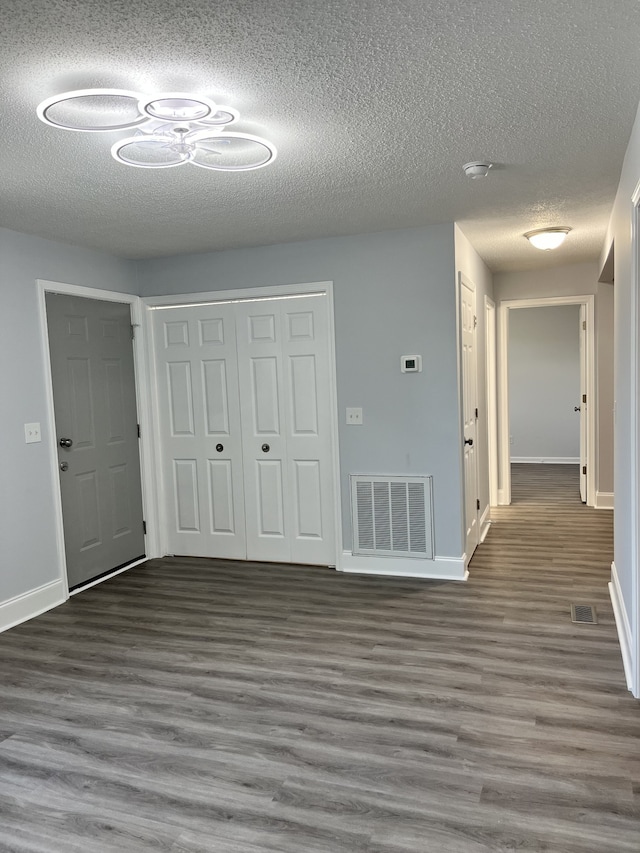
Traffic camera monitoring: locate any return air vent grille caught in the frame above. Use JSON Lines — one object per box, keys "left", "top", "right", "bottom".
{"left": 351, "top": 475, "right": 434, "bottom": 559}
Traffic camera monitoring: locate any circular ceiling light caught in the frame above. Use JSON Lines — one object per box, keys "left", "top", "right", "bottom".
{"left": 139, "top": 92, "right": 216, "bottom": 122}
{"left": 111, "top": 135, "right": 193, "bottom": 168}
{"left": 36, "top": 88, "right": 146, "bottom": 131}
{"left": 189, "top": 131, "right": 277, "bottom": 171}
{"left": 524, "top": 227, "right": 571, "bottom": 250}
{"left": 463, "top": 161, "right": 492, "bottom": 179}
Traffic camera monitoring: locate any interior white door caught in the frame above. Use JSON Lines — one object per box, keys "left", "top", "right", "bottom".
{"left": 579, "top": 304, "right": 587, "bottom": 503}
{"left": 460, "top": 277, "right": 479, "bottom": 559}
{"left": 154, "top": 305, "right": 246, "bottom": 558}
{"left": 235, "top": 295, "right": 335, "bottom": 565}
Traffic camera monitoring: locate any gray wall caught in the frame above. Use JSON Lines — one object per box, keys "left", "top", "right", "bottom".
{"left": 601, "top": 98, "right": 640, "bottom": 638}
{"left": 494, "top": 262, "right": 614, "bottom": 499}
{"left": 137, "top": 224, "right": 465, "bottom": 559}
{"left": 454, "top": 225, "right": 494, "bottom": 522}
{"left": 508, "top": 306, "right": 580, "bottom": 460}
{"left": 0, "top": 227, "right": 137, "bottom": 602}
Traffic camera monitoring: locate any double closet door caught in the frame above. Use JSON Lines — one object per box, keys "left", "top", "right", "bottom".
{"left": 154, "top": 294, "right": 335, "bottom": 565}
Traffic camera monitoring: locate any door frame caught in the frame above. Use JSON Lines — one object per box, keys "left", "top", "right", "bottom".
{"left": 497, "top": 294, "right": 596, "bottom": 506}
{"left": 37, "top": 280, "right": 160, "bottom": 599}
{"left": 142, "top": 280, "right": 343, "bottom": 567}
{"left": 485, "top": 296, "right": 498, "bottom": 506}
{"left": 457, "top": 272, "right": 480, "bottom": 563}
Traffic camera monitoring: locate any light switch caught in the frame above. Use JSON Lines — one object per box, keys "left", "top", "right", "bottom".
{"left": 25, "top": 422, "right": 42, "bottom": 443}
{"left": 346, "top": 407, "right": 363, "bottom": 425}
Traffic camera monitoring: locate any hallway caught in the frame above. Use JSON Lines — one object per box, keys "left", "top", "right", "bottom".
{"left": 0, "top": 465, "right": 637, "bottom": 852}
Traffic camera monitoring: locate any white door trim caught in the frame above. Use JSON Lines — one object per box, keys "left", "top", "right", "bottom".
{"left": 497, "top": 295, "right": 596, "bottom": 507}
{"left": 142, "top": 281, "right": 343, "bottom": 569}
{"left": 458, "top": 271, "right": 480, "bottom": 562}
{"left": 626, "top": 180, "right": 640, "bottom": 697}
{"left": 485, "top": 296, "right": 498, "bottom": 507}
{"left": 36, "top": 280, "right": 160, "bottom": 600}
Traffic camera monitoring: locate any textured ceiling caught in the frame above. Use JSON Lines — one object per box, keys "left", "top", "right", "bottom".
{"left": 1, "top": 0, "right": 640, "bottom": 271}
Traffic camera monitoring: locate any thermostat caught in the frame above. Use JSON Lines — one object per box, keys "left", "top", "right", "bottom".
{"left": 401, "top": 354, "right": 422, "bottom": 373}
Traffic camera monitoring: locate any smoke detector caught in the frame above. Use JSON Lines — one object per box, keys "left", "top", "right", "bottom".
{"left": 463, "top": 161, "right": 492, "bottom": 179}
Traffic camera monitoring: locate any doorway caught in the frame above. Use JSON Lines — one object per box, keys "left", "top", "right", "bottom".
{"left": 497, "top": 295, "right": 595, "bottom": 506}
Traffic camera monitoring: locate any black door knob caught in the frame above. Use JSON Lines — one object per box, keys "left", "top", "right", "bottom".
{"left": 464, "top": 438, "right": 473, "bottom": 446}
{"left": 59, "top": 438, "right": 73, "bottom": 448}
{"left": 216, "top": 443, "right": 224, "bottom": 452}
{"left": 262, "top": 443, "right": 270, "bottom": 453}
{"left": 574, "top": 406, "right": 581, "bottom": 412}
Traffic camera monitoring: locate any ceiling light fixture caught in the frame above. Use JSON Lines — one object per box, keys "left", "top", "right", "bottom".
{"left": 524, "top": 227, "right": 571, "bottom": 250}
{"left": 463, "top": 161, "right": 492, "bottom": 179}
{"left": 36, "top": 88, "right": 276, "bottom": 171}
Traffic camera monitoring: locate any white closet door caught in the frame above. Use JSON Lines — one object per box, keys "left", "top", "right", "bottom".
{"left": 281, "top": 296, "right": 335, "bottom": 565}
{"left": 235, "top": 301, "right": 290, "bottom": 562}
{"left": 155, "top": 305, "right": 246, "bottom": 558}
{"left": 236, "top": 295, "right": 335, "bottom": 565}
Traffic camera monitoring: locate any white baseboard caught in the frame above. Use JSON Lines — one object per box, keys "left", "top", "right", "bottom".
{"left": 480, "top": 505, "right": 491, "bottom": 543}
{"left": 0, "top": 579, "right": 66, "bottom": 634}
{"left": 511, "top": 456, "right": 580, "bottom": 464}
{"left": 609, "top": 562, "right": 633, "bottom": 693}
{"left": 339, "top": 551, "right": 467, "bottom": 581}
{"left": 595, "top": 491, "right": 614, "bottom": 510}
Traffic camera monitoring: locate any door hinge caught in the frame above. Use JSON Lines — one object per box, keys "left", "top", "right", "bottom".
{"left": 143, "top": 520, "right": 147, "bottom": 535}
{"left": 131, "top": 325, "right": 135, "bottom": 339}
{"left": 582, "top": 320, "right": 587, "bottom": 330}
{"left": 475, "top": 407, "right": 478, "bottom": 419}
{"left": 137, "top": 423, "right": 141, "bottom": 438}
{"left": 473, "top": 315, "right": 477, "bottom": 328}
{"left": 476, "top": 498, "right": 480, "bottom": 510}
{"left": 582, "top": 393, "right": 587, "bottom": 404}
{"left": 582, "top": 466, "right": 587, "bottom": 476}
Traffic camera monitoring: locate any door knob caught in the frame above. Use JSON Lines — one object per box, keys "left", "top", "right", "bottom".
{"left": 59, "top": 438, "right": 73, "bottom": 448}
{"left": 464, "top": 438, "right": 473, "bottom": 446}
{"left": 216, "top": 443, "right": 224, "bottom": 452}
{"left": 59, "top": 461, "right": 69, "bottom": 472}
{"left": 262, "top": 443, "right": 270, "bottom": 453}
{"left": 574, "top": 406, "right": 581, "bottom": 412}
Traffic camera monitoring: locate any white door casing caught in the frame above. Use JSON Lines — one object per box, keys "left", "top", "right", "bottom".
{"left": 579, "top": 304, "right": 588, "bottom": 503}
{"left": 460, "top": 274, "right": 480, "bottom": 561}
{"left": 154, "top": 304, "right": 246, "bottom": 559}
{"left": 497, "top": 296, "right": 596, "bottom": 506}
{"left": 153, "top": 290, "right": 336, "bottom": 566}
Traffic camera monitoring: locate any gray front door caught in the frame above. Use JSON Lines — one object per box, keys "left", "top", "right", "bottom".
{"left": 46, "top": 293, "right": 145, "bottom": 589}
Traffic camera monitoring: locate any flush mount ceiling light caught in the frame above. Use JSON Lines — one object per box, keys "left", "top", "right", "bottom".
{"left": 524, "top": 227, "right": 571, "bottom": 250}
{"left": 36, "top": 88, "right": 275, "bottom": 171}
{"left": 463, "top": 161, "right": 492, "bottom": 179}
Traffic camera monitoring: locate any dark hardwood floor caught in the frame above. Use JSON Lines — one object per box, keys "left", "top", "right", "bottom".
{"left": 0, "top": 465, "right": 637, "bottom": 852}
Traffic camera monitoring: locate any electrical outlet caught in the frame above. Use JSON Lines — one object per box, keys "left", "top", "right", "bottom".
{"left": 25, "top": 422, "right": 42, "bottom": 444}
{"left": 346, "top": 407, "right": 363, "bottom": 425}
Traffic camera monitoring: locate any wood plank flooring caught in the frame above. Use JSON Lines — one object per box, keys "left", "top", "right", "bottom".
{"left": 1, "top": 464, "right": 637, "bottom": 852}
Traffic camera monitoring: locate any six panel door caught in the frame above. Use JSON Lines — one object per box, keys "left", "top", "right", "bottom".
{"left": 46, "top": 293, "right": 145, "bottom": 588}
{"left": 154, "top": 304, "right": 246, "bottom": 558}
{"left": 155, "top": 294, "right": 335, "bottom": 566}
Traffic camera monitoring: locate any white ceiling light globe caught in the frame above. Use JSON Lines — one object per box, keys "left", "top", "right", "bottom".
{"left": 524, "top": 228, "right": 571, "bottom": 250}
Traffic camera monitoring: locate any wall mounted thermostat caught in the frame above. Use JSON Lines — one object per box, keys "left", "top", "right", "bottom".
{"left": 401, "top": 355, "right": 422, "bottom": 373}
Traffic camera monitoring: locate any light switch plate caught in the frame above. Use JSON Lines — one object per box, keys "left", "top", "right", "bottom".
{"left": 346, "top": 407, "right": 363, "bottom": 425}
{"left": 25, "top": 422, "right": 42, "bottom": 443}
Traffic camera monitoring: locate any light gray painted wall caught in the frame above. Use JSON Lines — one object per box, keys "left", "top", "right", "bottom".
{"left": 508, "top": 306, "right": 580, "bottom": 460}
{"left": 454, "top": 225, "right": 494, "bottom": 522}
{"left": 596, "top": 283, "right": 615, "bottom": 494}
{"left": 0, "top": 227, "right": 138, "bottom": 603}
{"left": 137, "top": 225, "right": 465, "bottom": 559}
{"left": 493, "top": 262, "right": 614, "bottom": 498}
{"left": 601, "top": 98, "right": 640, "bottom": 635}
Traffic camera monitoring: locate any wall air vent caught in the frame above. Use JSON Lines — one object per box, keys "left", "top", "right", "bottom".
{"left": 350, "top": 475, "right": 434, "bottom": 559}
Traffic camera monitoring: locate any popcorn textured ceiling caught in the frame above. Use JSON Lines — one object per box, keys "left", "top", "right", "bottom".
{"left": 1, "top": 0, "right": 640, "bottom": 271}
